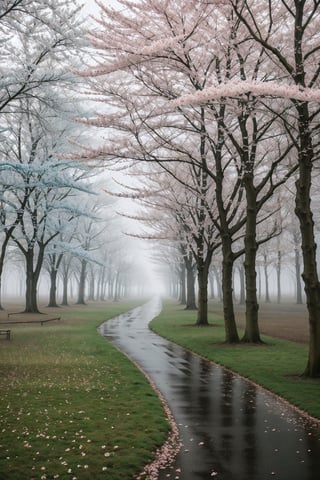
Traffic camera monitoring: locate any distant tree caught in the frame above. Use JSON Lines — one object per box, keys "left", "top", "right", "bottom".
{"left": 0, "top": 98, "right": 93, "bottom": 312}
{"left": 181, "top": 247, "right": 197, "bottom": 310}
{"left": 118, "top": 164, "right": 220, "bottom": 324}
{"left": 46, "top": 251, "right": 64, "bottom": 308}
{"left": 73, "top": 200, "right": 108, "bottom": 305}
{"left": 60, "top": 253, "right": 76, "bottom": 306}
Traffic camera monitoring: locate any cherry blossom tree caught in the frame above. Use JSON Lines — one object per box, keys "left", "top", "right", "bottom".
{"left": 166, "top": 1, "right": 320, "bottom": 370}
{"left": 168, "top": 3, "right": 300, "bottom": 342}
{"left": 74, "top": 1, "right": 320, "bottom": 357}
{"left": 75, "top": 0, "right": 248, "bottom": 338}
{"left": 81, "top": 1, "right": 297, "bottom": 344}
{"left": 225, "top": 0, "right": 320, "bottom": 375}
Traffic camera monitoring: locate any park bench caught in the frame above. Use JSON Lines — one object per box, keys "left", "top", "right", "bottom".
{"left": 0, "top": 318, "right": 61, "bottom": 341}
{"left": 0, "top": 329, "right": 11, "bottom": 340}
{"left": 0, "top": 317, "right": 61, "bottom": 327}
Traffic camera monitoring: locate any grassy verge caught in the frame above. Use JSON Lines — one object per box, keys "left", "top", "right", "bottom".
{"left": 150, "top": 300, "right": 320, "bottom": 421}
{"left": 0, "top": 300, "right": 170, "bottom": 480}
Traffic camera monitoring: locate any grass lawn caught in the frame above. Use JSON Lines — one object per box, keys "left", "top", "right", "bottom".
{"left": 0, "top": 300, "right": 170, "bottom": 480}
{"left": 150, "top": 300, "right": 320, "bottom": 421}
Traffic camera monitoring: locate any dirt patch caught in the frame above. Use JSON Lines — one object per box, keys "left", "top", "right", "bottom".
{"left": 209, "top": 300, "right": 309, "bottom": 343}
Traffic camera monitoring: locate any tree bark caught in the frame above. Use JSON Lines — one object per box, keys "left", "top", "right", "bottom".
{"left": 113, "top": 270, "right": 120, "bottom": 302}
{"left": 221, "top": 241, "right": 240, "bottom": 342}
{"left": 76, "top": 259, "right": 87, "bottom": 305}
{"left": 294, "top": 242, "right": 303, "bottom": 304}
{"left": 295, "top": 103, "right": 320, "bottom": 377}
{"left": 263, "top": 253, "right": 271, "bottom": 303}
{"left": 0, "top": 222, "right": 20, "bottom": 310}
{"left": 277, "top": 250, "right": 281, "bottom": 304}
{"left": 98, "top": 266, "right": 106, "bottom": 301}
{"left": 238, "top": 265, "right": 245, "bottom": 305}
{"left": 213, "top": 266, "right": 222, "bottom": 300}
{"left": 242, "top": 175, "right": 262, "bottom": 343}
{"left": 0, "top": 235, "right": 11, "bottom": 310}
{"left": 88, "top": 270, "right": 95, "bottom": 301}
{"left": 209, "top": 270, "right": 215, "bottom": 299}
{"left": 258, "top": 266, "right": 261, "bottom": 300}
{"left": 196, "top": 260, "right": 209, "bottom": 325}
{"left": 24, "top": 250, "right": 41, "bottom": 313}
{"left": 61, "top": 271, "right": 69, "bottom": 306}
{"left": 185, "top": 255, "right": 197, "bottom": 310}
{"left": 47, "top": 267, "right": 59, "bottom": 307}
{"left": 179, "top": 262, "right": 186, "bottom": 305}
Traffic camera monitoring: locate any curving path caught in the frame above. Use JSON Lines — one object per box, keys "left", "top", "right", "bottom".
{"left": 98, "top": 298, "right": 320, "bottom": 480}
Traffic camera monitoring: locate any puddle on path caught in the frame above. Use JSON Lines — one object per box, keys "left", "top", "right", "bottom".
{"left": 98, "top": 298, "right": 320, "bottom": 480}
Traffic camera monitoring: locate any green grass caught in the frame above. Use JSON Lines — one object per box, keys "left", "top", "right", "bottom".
{"left": 0, "top": 300, "right": 170, "bottom": 480}
{"left": 150, "top": 300, "right": 320, "bottom": 421}
{"left": 2, "top": 297, "right": 319, "bottom": 479}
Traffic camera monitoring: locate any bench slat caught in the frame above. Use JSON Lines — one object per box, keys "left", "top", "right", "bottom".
{"left": 0, "top": 329, "right": 11, "bottom": 340}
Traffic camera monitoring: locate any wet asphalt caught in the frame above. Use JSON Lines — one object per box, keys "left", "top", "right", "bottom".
{"left": 98, "top": 298, "right": 320, "bottom": 480}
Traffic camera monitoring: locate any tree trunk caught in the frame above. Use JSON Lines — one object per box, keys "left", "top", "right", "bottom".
{"left": 98, "top": 267, "right": 106, "bottom": 301}
{"left": 179, "top": 262, "right": 186, "bottom": 305}
{"left": 295, "top": 103, "right": 320, "bottom": 377}
{"left": 295, "top": 245, "right": 303, "bottom": 304}
{"left": 258, "top": 266, "right": 261, "bottom": 300}
{"left": 209, "top": 271, "right": 215, "bottom": 299}
{"left": 213, "top": 266, "right": 222, "bottom": 300}
{"left": 0, "top": 276, "right": 3, "bottom": 311}
{"left": 113, "top": 271, "right": 120, "bottom": 302}
{"left": 277, "top": 250, "right": 281, "bottom": 304}
{"left": 88, "top": 271, "right": 95, "bottom": 301}
{"left": 238, "top": 265, "right": 245, "bottom": 305}
{"left": 263, "top": 254, "right": 271, "bottom": 303}
{"left": 185, "top": 256, "right": 197, "bottom": 310}
{"left": 108, "top": 272, "right": 114, "bottom": 299}
{"left": 76, "top": 259, "right": 87, "bottom": 305}
{"left": 24, "top": 250, "right": 41, "bottom": 313}
{"left": 0, "top": 220, "right": 20, "bottom": 310}
{"left": 196, "top": 261, "right": 209, "bottom": 325}
{"left": 47, "top": 267, "right": 59, "bottom": 307}
{"left": 61, "top": 271, "right": 69, "bottom": 306}
{"left": 0, "top": 235, "right": 11, "bottom": 310}
{"left": 242, "top": 178, "right": 262, "bottom": 343}
{"left": 221, "top": 242, "right": 239, "bottom": 343}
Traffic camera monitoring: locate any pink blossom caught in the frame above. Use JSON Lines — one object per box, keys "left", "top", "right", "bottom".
{"left": 171, "top": 80, "right": 320, "bottom": 107}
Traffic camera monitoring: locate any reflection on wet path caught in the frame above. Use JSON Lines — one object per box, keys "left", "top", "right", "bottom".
{"left": 98, "top": 298, "right": 320, "bottom": 480}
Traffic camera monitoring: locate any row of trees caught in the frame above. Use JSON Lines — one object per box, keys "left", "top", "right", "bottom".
{"left": 0, "top": 1, "right": 148, "bottom": 312}
{"left": 77, "top": 0, "right": 320, "bottom": 377}
{"left": 165, "top": 220, "right": 306, "bottom": 307}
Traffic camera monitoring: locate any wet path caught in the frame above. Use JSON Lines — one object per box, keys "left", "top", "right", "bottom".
{"left": 98, "top": 298, "right": 320, "bottom": 480}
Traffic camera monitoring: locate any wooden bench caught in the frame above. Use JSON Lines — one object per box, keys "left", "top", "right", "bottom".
{"left": 0, "top": 329, "right": 11, "bottom": 340}
{"left": 1, "top": 317, "right": 61, "bottom": 326}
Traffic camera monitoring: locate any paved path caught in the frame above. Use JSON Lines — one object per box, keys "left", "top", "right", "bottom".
{"left": 98, "top": 298, "right": 320, "bottom": 480}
